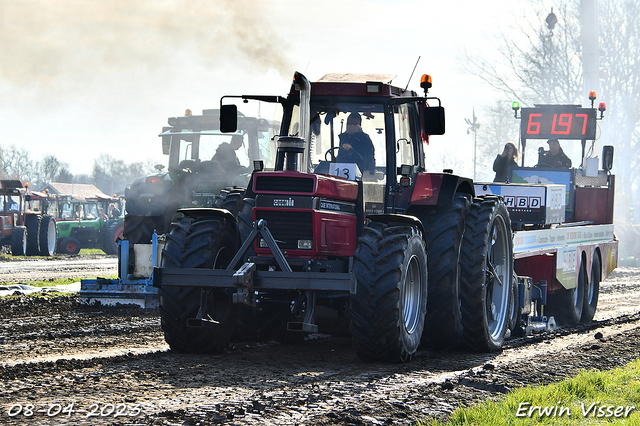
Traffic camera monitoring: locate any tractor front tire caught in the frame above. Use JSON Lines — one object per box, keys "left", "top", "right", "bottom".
{"left": 11, "top": 226, "right": 27, "bottom": 256}
{"left": 349, "top": 222, "right": 427, "bottom": 362}
{"left": 159, "top": 216, "right": 238, "bottom": 353}
{"left": 38, "top": 215, "right": 57, "bottom": 256}
{"left": 25, "top": 214, "right": 41, "bottom": 256}
{"left": 58, "top": 237, "right": 81, "bottom": 255}
{"left": 460, "top": 196, "right": 513, "bottom": 352}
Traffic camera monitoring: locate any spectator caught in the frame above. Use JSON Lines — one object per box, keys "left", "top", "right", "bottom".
{"left": 493, "top": 142, "right": 519, "bottom": 182}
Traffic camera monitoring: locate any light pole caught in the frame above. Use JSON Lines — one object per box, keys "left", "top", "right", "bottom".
{"left": 465, "top": 109, "right": 480, "bottom": 180}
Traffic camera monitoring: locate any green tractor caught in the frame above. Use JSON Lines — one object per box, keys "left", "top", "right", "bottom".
{"left": 123, "top": 108, "right": 280, "bottom": 247}
{"left": 55, "top": 195, "right": 124, "bottom": 255}
{"left": 79, "top": 109, "right": 279, "bottom": 307}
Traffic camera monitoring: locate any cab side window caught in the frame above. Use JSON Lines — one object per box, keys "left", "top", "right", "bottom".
{"left": 394, "top": 104, "right": 415, "bottom": 180}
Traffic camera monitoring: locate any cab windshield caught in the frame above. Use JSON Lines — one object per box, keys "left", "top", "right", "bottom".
{"left": 165, "top": 126, "right": 279, "bottom": 171}
{"left": 288, "top": 102, "right": 386, "bottom": 180}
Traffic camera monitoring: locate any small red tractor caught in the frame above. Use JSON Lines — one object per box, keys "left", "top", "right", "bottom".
{"left": 0, "top": 180, "right": 57, "bottom": 256}
{"left": 153, "top": 72, "right": 617, "bottom": 362}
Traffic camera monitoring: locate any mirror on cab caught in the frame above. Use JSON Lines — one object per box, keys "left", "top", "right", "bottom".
{"left": 220, "top": 104, "right": 238, "bottom": 133}
{"left": 423, "top": 106, "right": 445, "bottom": 136}
{"left": 161, "top": 126, "right": 171, "bottom": 155}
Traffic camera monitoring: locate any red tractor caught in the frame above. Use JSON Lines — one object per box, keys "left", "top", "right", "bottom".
{"left": 0, "top": 180, "right": 57, "bottom": 256}
{"left": 154, "top": 72, "right": 513, "bottom": 361}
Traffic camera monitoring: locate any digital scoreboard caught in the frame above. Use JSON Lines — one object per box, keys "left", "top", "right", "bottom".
{"left": 520, "top": 105, "right": 597, "bottom": 141}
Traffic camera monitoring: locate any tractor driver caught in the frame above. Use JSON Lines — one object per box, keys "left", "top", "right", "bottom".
{"left": 336, "top": 112, "right": 375, "bottom": 174}
{"left": 212, "top": 134, "right": 251, "bottom": 175}
{"left": 4, "top": 196, "right": 18, "bottom": 212}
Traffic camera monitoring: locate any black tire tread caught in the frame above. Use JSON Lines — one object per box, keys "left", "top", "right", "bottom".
{"left": 581, "top": 254, "right": 601, "bottom": 323}
{"left": 25, "top": 214, "right": 41, "bottom": 256}
{"left": 349, "top": 222, "right": 426, "bottom": 362}
{"left": 103, "top": 222, "right": 123, "bottom": 255}
{"left": 547, "top": 257, "right": 586, "bottom": 326}
{"left": 422, "top": 195, "right": 469, "bottom": 349}
{"left": 159, "top": 216, "right": 238, "bottom": 353}
{"left": 459, "top": 196, "right": 512, "bottom": 352}
{"left": 11, "top": 226, "right": 27, "bottom": 256}
{"left": 58, "top": 236, "right": 81, "bottom": 255}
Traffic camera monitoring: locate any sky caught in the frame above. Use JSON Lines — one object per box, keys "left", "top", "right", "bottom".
{"left": 0, "top": 0, "right": 533, "bottom": 178}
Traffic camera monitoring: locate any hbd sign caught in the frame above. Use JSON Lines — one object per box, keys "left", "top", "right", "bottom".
{"left": 503, "top": 196, "right": 542, "bottom": 209}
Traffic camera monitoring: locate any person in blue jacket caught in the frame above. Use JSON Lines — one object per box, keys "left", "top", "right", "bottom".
{"left": 336, "top": 112, "right": 375, "bottom": 174}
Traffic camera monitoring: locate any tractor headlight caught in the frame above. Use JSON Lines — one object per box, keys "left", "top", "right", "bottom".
{"left": 297, "top": 239, "right": 313, "bottom": 250}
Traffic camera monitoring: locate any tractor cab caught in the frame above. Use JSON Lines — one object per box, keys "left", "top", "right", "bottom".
{"left": 159, "top": 109, "right": 280, "bottom": 188}
{"left": 221, "top": 73, "right": 446, "bottom": 222}
{"left": 0, "top": 180, "right": 25, "bottom": 235}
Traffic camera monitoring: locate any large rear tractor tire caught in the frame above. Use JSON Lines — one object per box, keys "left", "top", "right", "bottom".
{"left": 460, "top": 196, "right": 513, "bottom": 352}
{"left": 581, "top": 255, "right": 601, "bottom": 323}
{"left": 38, "top": 215, "right": 57, "bottom": 256}
{"left": 159, "top": 216, "right": 239, "bottom": 353}
{"left": 349, "top": 222, "right": 427, "bottom": 362}
{"left": 58, "top": 237, "right": 81, "bottom": 255}
{"left": 547, "top": 256, "right": 586, "bottom": 326}
{"left": 25, "top": 214, "right": 41, "bottom": 256}
{"left": 421, "top": 194, "right": 469, "bottom": 349}
{"left": 11, "top": 226, "right": 27, "bottom": 256}
{"left": 103, "top": 222, "right": 124, "bottom": 255}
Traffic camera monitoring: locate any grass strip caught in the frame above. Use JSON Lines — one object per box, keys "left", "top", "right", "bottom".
{"left": 422, "top": 359, "right": 640, "bottom": 425}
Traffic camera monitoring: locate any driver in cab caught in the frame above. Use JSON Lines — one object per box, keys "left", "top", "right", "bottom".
{"left": 336, "top": 112, "right": 375, "bottom": 174}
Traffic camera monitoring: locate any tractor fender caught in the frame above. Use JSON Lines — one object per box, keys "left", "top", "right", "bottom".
{"left": 177, "top": 207, "right": 237, "bottom": 223}
{"left": 410, "top": 172, "right": 475, "bottom": 207}
{"left": 366, "top": 213, "right": 425, "bottom": 238}
{"left": 176, "top": 207, "right": 241, "bottom": 244}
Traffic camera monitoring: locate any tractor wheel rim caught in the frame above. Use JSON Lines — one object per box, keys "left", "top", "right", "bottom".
{"left": 487, "top": 216, "right": 510, "bottom": 339}
{"left": 403, "top": 254, "right": 422, "bottom": 335}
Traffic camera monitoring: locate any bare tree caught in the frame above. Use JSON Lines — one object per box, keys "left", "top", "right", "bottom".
{"left": 92, "top": 153, "right": 155, "bottom": 195}
{"left": 57, "top": 166, "right": 74, "bottom": 183}
{"left": 598, "top": 0, "right": 640, "bottom": 214}
{"left": 461, "top": 2, "right": 582, "bottom": 106}
{"left": 0, "top": 144, "right": 35, "bottom": 183}
{"left": 33, "top": 155, "right": 70, "bottom": 188}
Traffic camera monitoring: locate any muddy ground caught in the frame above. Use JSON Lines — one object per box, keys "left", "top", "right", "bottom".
{"left": 0, "top": 256, "right": 639, "bottom": 425}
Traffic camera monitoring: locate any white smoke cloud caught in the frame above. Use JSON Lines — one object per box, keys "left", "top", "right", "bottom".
{"left": 0, "top": 0, "right": 294, "bottom": 99}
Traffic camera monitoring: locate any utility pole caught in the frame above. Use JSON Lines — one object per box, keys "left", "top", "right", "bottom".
{"left": 581, "top": 0, "right": 600, "bottom": 103}
{"left": 465, "top": 109, "right": 480, "bottom": 180}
